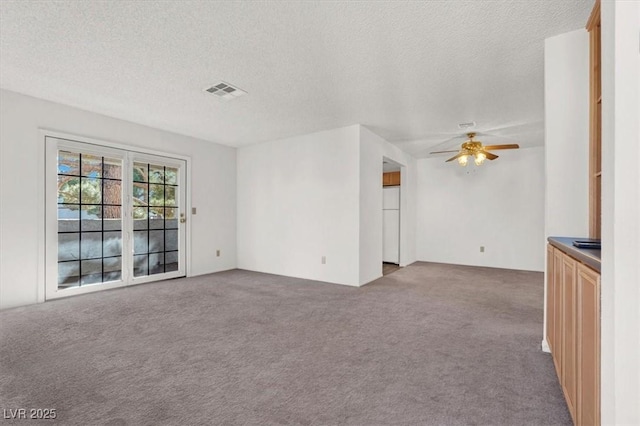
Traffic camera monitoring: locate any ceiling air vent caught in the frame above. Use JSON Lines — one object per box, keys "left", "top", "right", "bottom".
{"left": 458, "top": 121, "right": 476, "bottom": 130}
{"left": 204, "top": 81, "right": 247, "bottom": 100}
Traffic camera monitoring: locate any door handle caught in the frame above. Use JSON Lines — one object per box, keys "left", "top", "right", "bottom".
{"left": 180, "top": 213, "right": 186, "bottom": 223}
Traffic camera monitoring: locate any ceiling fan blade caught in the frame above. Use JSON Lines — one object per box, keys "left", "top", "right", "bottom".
{"left": 482, "top": 144, "right": 520, "bottom": 150}
{"left": 418, "top": 134, "right": 468, "bottom": 156}
{"left": 431, "top": 134, "right": 467, "bottom": 148}
{"left": 481, "top": 151, "right": 499, "bottom": 160}
{"left": 429, "top": 150, "right": 459, "bottom": 154}
{"left": 480, "top": 121, "right": 544, "bottom": 137}
{"left": 445, "top": 152, "right": 465, "bottom": 162}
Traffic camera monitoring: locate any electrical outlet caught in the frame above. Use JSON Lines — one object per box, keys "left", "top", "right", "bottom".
{"left": 321, "top": 256, "right": 326, "bottom": 264}
{"left": 216, "top": 250, "right": 220, "bottom": 257}
{"left": 480, "top": 246, "right": 485, "bottom": 253}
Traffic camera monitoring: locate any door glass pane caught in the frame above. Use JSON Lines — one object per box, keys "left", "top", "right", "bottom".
{"left": 103, "top": 257, "right": 122, "bottom": 282}
{"left": 58, "top": 261, "right": 79, "bottom": 289}
{"left": 165, "top": 207, "right": 178, "bottom": 220}
{"left": 57, "top": 151, "right": 123, "bottom": 289}
{"left": 103, "top": 158, "right": 122, "bottom": 179}
{"left": 149, "top": 230, "right": 164, "bottom": 252}
{"left": 165, "top": 167, "right": 178, "bottom": 185}
{"left": 133, "top": 206, "right": 148, "bottom": 224}
{"left": 103, "top": 231, "right": 122, "bottom": 257}
{"left": 165, "top": 251, "right": 179, "bottom": 272}
{"left": 134, "top": 254, "right": 148, "bottom": 277}
{"left": 149, "top": 208, "right": 164, "bottom": 229}
{"left": 134, "top": 231, "right": 148, "bottom": 254}
{"left": 103, "top": 206, "right": 122, "bottom": 231}
{"left": 80, "top": 259, "right": 102, "bottom": 284}
{"left": 133, "top": 162, "right": 148, "bottom": 183}
{"left": 133, "top": 183, "right": 148, "bottom": 206}
{"left": 132, "top": 161, "right": 180, "bottom": 278}
{"left": 81, "top": 154, "right": 102, "bottom": 177}
{"left": 58, "top": 233, "right": 79, "bottom": 262}
{"left": 80, "top": 177, "right": 102, "bottom": 204}
{"left": 149, "top": 184, "right": 164, "bottom": 206}
{"left": 149, "top": 253, "right": 165, "bottom": 275}
{"left": 149, "top": 165, "right": 164, "bottom": 184}
{"left": 58, "top": 204, "right": 80, "bottom": 232}
{"left": 58, "top": 151, "right": 80, "bottom": 175}
{"left": 58, "top": 175, "right": 79, "bottom": 202}
{"left": 165, "top": 186, "right": 177, "bottom": 206}
{"left": 81, "top": 233, "right": 102, "bottom": 259}
{"left": 165, "top": 230, "right": 178, "bottom": 251}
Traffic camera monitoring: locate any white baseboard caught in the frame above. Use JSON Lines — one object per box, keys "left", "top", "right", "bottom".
{"left": 541, "top": 339, "right": 551, "bottom": 353}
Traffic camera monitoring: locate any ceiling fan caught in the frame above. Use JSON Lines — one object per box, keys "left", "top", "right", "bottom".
{"left": 429, "top": 132, "right": 520, "bottom": 166}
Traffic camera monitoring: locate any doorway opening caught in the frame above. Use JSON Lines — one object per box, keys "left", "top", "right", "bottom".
{"left": 382, "top": 158, "right": 402, "bottom": 276}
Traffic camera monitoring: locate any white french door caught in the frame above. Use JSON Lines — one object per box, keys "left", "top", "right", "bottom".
{"left": 45, "top": 136, "right": 187, "bottom": 300}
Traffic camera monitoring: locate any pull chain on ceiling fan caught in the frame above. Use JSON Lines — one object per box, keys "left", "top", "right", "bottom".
{"left": 429, "top": 132, "right": 520, "bottom": 166}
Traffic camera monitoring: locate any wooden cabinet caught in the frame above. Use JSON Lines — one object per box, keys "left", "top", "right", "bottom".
{"left": 382, "top": 171, "right": 400, "bottom": 186}
{"left": 546, "top": 244, "right": 600, "bottom": 425}
{"left": 548, "top": 5, "right": 602, "bottom": 423}
{"left": 562, "top": 255, "right": 577, "bottom": 421}
{"left": 587, "top": 0, "right": 601, "bottom": 238}
{"left": 577, "top": 263, "right": 601, "bottom": 426}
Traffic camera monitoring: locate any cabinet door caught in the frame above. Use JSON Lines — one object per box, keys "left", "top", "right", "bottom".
{"left": 552, "top": 248, "right": 564, "bottom": 377}
{"left": 561, "top": 254, "right": 577, "bottom": 423}
{"left": 389, "top": 171, "right": 401, "bottom": 185}
{"left": 577, "top": 264, "right": 601, "bottom": 426}
{"left": 546, "top": 245, "right": 556, "bottom": 352}
{"left": 382, "top": 172, "right": 401, "bottom": 186}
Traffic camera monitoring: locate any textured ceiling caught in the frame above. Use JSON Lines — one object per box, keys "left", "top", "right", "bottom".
{"left": 0, "top": 1, "right": 592, "bottom": 154}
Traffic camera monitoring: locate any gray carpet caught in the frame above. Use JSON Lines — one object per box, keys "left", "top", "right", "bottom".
{"left": 0, "top": 262, "right": 570, "bottom": 425}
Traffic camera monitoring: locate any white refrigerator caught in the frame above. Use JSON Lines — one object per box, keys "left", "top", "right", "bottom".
{"left": 383, "top": 186, "right": 400, "bottom": 264}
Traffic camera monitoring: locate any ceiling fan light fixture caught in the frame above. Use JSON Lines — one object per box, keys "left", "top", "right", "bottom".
{"left": 474, "top": 152, "right": 486, "bottom": 166}
{"left": 435, "top": 131, "right": 519, "bottom": 166}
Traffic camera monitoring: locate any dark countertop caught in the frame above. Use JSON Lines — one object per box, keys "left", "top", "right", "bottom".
{"left": 548, "top": 237, "right": 601, "bottom": 272}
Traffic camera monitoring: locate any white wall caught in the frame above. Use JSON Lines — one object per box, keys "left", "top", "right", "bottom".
{"left": 544, "top": 29, "right": 590, "bottom": 239}
{"left": 600, "top": 1, "right": 640, "bottom": 424}
{"left": 237, "top": 124, "right": 416, "bottom": 287}
{"left": 542, "top": 28, "right": 590, "bottom": 350}
{"left": 358, "top": 131, "right": 383, "bottom": 285}
{"left": 359, "top": 126, "right": 416, "bottom": 285}
{"left": 0, "top": 89, "right": 237, "bottom": 309}
{"left": 416, "top": 147, "right": 545, "bottom": 272}
{"left": 236, "top": 125, "right": 361, "bottom": 286}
